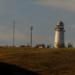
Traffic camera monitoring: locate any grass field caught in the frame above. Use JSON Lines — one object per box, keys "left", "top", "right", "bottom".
{"left": 0, "top": 47, "right": 75, "bottom": 75}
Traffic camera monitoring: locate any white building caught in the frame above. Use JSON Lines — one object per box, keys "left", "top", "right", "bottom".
{"left": 54, "top": 19, "right": 65, "bottom": 48}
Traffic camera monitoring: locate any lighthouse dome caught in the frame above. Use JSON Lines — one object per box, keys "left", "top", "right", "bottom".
{"left": 57, "top": 20, "right": 64, "bottom": 26}
{"left": 55, "top": 19, "right": 65, "bottom": 31}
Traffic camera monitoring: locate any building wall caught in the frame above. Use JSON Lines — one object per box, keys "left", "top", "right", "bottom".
{"left": 54, "top": 30, "right": 64, "bottom": 48}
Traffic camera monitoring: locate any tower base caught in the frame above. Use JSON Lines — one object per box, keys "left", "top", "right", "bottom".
{"left": 54, "top": 42, "right": 65, "bottom": 48}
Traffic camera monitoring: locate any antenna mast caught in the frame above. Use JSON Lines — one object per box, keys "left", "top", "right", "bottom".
{"left": 30, "top": 26, "right": 33, "bottom": 47}
{"left": 13, "top": 20, "right": 15, "bottom": 47}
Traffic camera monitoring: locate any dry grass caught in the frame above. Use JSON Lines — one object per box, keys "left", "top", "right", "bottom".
{"left": 0, "top": 47, "right": 75, "bottom": 75}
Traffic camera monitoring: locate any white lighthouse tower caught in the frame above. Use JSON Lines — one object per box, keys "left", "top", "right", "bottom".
{"left": 54, "top": 19, "right": 65, "bottom": 48}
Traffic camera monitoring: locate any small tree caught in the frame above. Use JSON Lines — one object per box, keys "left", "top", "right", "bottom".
{"left": 47, "top": 44, "right": 51, "bottom": 48}
{"left": 68, "top": 42, "right": 73, "bottom": 48}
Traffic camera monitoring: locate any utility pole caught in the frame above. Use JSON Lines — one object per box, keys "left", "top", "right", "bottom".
{"left": 13, "top": 20, "right": 15, "bottom": 47}
{"left": 48, "top": 16, "right": 50, "bottom": 45}
{"left": 30, "top": 26, "right": 33, "bottom": 47}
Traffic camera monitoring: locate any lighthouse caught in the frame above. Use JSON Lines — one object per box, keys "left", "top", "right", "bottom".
{"left": 54, "top": 19, "right": 65, "bottom": 48}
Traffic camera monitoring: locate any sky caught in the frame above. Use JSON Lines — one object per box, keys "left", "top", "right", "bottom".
{"left": 0, "top": 0, "right": 75, "bottom": 47}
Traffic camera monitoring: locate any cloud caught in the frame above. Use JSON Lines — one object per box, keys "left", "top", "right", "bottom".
{"left": 0, "top": 0, "right": 74, "bottom": 46}
{"left": 36, "top": 0, "right": 75, "bottom": 12}
{"left": 0, "top": 25, "right": 24, "bottom": 40}
{"left": 0, "top": 0, "right": 16, "bottom": 16}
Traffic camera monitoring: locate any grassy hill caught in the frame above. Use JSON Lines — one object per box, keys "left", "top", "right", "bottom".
{"left": 0, "top": 47, "right": 75, "bottom": 75}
